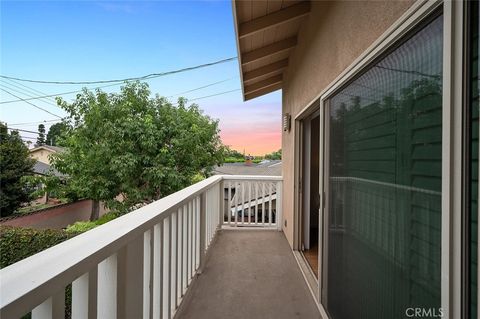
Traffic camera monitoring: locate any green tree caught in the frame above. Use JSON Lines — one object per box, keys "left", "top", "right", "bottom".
{"left": 36, "top": 124, "right": 46, "bottom": 146}
{"left": 265, "top": 149, "right": 282, "bottom": 160}
{"left": 46, "top": 122, "right": 69, "bottom": 146}
{"left": 0, "top": 123, "right": 35, "bottom": 216}
{"left": 52, "top": 82, "right": 225, "bottom": 220}
{"left": 225, "top": 146, "right": 243, "bottom": 158}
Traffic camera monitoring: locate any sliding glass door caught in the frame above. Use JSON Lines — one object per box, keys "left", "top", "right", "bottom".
{"left": 322, "top": 13, "right": 443, "bottom": 319}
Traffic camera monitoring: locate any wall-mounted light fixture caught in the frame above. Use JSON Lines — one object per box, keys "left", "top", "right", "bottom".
{"left": 283, "top": 113, "right": 291, "bottom": 132}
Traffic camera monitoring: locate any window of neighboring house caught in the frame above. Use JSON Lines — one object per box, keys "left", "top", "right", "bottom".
{"left": 323, "top": 12, "right": 443, "bottom": 319}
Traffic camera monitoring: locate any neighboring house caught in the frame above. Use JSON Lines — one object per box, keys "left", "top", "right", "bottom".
{"left": 232, "top": 1, "right": 477, "bottom": 318}
{"left": 29, "top": 145, "right": 64, "bottom": 165}
{"left": 30, "top": 147, "right": 65, "bottom": 203}
{"left": 213, "top": 159, "right": 281, "bottom": 176}
{"left": 33, "top": 161, "right": 64, "bottom": 178}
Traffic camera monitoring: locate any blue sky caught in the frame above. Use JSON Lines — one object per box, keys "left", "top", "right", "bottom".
{"left": 0, "top": 1, "right": 281, "bottom": 155}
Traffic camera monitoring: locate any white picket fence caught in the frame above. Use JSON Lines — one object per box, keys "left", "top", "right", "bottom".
{"left": 0, "top": 175, "right": 282, "bottom": 319}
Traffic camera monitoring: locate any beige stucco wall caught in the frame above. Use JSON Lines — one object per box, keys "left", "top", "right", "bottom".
{"left": 281, "top": 0, "right": 415, "bottom": 247}
{"left": 30, "top": 148, "right": 55, "bottom": 165}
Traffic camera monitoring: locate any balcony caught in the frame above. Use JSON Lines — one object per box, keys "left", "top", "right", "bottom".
{"left": 0, "top": 175, "right": 320, "bottom": 319}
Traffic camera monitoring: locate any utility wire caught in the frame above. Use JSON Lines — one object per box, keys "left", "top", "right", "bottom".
{"left": 8, "top": 119, "right": 61, "bottom": 126}
{"left": 0, "top": 82, "right": 122, "bottom": 104}
{"left": 0, "top": 80, "right": 59, "bottom": 108}
{"left": 167, "top": 77, "right": 235, "bottom": 98}
{"left": 0, "top": 88, "right": 63, "bottom": 119}
{"left": 8, "top": 127, "right": 39, "bottom": 134}
{"left": 2, "top": 78, "right": 58, "bottom": 104}
{"left": 1, "top": 76, "right": 237, "bottom": 105}
{"left": 0, "top": 57, "right": 238, "bottom": 85}
{"left": 188, "top": 88, "right": 241, "bottom": 102}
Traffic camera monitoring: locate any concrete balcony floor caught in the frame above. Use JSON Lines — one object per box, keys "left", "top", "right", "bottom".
{"left": 175, "top": 230, "right": 321, "bottom": 319}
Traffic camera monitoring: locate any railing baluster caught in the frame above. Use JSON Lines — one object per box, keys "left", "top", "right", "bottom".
{"left": 234, "top": 182, "right": 238, "bottom": 226}
{"left": 277, "top": 181, "right": 283, "bottom": 230}
{"left": 269, "top": 182, "right": 273, "bottom": 226}
{"left": 182, "top": 205, "right": 187, "bottom": 295}
{"left": 170, "top": 212, "right": 177, "bottom": 317}
{"left": 143, "top": 230, "right": 152, "bottom": 319}
{"left": 190, "top": 200, "right": 195, "bottom": 278}
{"left": 177, "top": 207, "right": 183, "bottom": 306}
{"left": 97, "top": 254, "right": 117, "bottom": 319}
{"left": 32, "top": 290, "right": 65, "bottom": 319}
{"left": 199, "top": 191, "right": 207, "bottom": 273}
{"left": 248, "top": 181, "right": 252, "bottom": 225}
{"left": 227, "top": 181, "right": 232, "bottom": 225}
{"left": 72, "top": 268, "right": 97, "bottom": 319}
{"left": 162, "top": 216, "right": 170, "bottom": 319}
{"left": 152, "top": 222, "right": 163, "bottom": 319}
{"left": 255, "top": 181, "right": 259, "bottom": 225}
{"left": 187, "top": 201, "right": 192, "bottom": 284}
{"left": 262, "top": 182, "right": 266, "bottom": 226}
{"left": 241, "top": 182, "right": 245, "bottom": 225}
{"left": 196, "top": 196, "right": 200, "bottom": 270}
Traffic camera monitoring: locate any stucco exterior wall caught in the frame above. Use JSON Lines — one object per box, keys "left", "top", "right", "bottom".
{"left": 281, "top": 0, "right": 415, "bottom": 247}
{"left": 30, "top": 149, "right": 55, "bottom": 165}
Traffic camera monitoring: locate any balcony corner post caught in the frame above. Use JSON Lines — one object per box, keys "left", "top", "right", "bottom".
{"left": 277, "top": 181, "right": 283, "bottom": 231}
{"left": 198, "top": 191, "right": 207, "bottom": 274}
{"left": 219, "top": 179, "right": 224, "bottom": 228}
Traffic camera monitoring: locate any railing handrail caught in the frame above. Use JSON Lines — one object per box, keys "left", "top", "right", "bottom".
{"left": 0, "top": 174, "right": 282, "bottom": 316}
{"left": 0, "top": 175, "right": 223, "bottom": 314}
{"left": 221, "top": 175, "right": 283, "bottom": 181}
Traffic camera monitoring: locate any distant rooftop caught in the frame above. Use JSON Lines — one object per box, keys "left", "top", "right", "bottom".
{"left": 214, "top": 160, "right": 281, "bottom": 176}
{"left": 33, "top": 161, "right": 65, "bottom": 178}
{"left": 30, "top": 145, "right": 65, "bottom": 153}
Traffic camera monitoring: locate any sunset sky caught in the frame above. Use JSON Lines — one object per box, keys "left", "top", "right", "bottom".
{"left": 0, "top": 1, "right": 281, "bottom": 155}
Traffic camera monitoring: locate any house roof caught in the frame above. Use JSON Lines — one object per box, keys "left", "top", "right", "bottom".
{"left": 232, "top": 0, "right": 311, "bottom": 101}
{"left": 33, "top": 161, "right": 65, "bottom": 178}
{"left": 30, "top": 145, "right": 65, "bottom": 153}
{"left": 214, "top": 160, "right": 282, "bottom": 176}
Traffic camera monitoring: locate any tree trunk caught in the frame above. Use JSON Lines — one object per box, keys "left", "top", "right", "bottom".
{"left": 91, "top": 200, "right": 100, "bottom": 221}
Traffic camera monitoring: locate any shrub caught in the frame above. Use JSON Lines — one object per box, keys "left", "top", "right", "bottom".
{"left": 65, "top": 212, "right": 118, "bottom": 234}
{"left": 0, "top": 226, "right": 77, "bottom": 318}
{"left": 0, "top": 226, "right": 77, "bottom": 268}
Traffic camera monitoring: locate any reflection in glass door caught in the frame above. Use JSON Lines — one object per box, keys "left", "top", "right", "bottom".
{"left": 322, "top": 13, "right": 443, "bottom": 319}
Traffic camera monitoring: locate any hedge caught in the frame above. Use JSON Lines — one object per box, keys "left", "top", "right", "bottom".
{"left": 0, "top": 226, "right": 78, "bottom": 318}
{"left": 0, "top": 226, "right": 77, "bottom": 268}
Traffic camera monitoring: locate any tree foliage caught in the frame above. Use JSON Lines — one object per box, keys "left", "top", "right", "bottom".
{"left": 51, "top": 82, "right": 225, "bottom": 219}
{"left": 0, "top": 123, "right": 35, "bottom": 216}
{"left": 36, "top": 124, "right": 46, "bottom": 146}
{"left": 265, "top": 149, "right": 281, "bottom": 160}
{"left": 46, "top": 122, "right": 69, "bottom": 146}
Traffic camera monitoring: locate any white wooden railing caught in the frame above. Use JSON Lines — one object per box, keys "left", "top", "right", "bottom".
{"left": 0, "top": 175, "right": 282, "bottom": 319}
{"left": 222, "top": 176, "right": 283, "bottom": 229}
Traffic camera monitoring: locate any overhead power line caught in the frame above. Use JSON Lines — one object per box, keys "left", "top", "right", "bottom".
{"left": 1, "top": 76, "right": 238, "bottom": 105}
{"left": 2, "top": 78, "right": 58, "bottom": 104}
{"left": 0, "top": 80, "right": 59, "bottom": 108}
{"left": 167, "top": 77, "right": 235, "bottom": 98}
{"left": 0, "top": 88, "right": 64, "bottom": 119}
{"left": 188, "top": 89, "right": 241, "bottom": 102}
{"left": 8, "top": 119, "right": 61, "bottom": 126}
{"left": 0, "top": 57, "right": 238, "bottom": 85}
{"left": 0, "top": 82, "right": 121, "bottom": 104}
{"left": 8, "top": 127, "right": 40, "bottom": 134}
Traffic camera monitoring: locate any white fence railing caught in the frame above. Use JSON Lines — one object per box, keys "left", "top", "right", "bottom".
{"left": 222, "top": 176, "right": 283, "bottom": 229}
{"left": 0, "top": 175, "right": 282, "bottom": 319}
